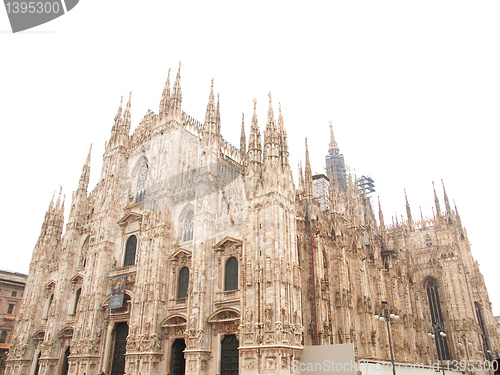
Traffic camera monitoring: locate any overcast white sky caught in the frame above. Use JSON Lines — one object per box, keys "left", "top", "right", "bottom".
{"left": 1, "top": 1, "right": 499, "bottom": 315}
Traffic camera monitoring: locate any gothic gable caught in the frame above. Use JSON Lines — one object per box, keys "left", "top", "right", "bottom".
{"left": 214, "top": 236, "right": 242, "bottom": 251}
{"left": 58, "top": 327, "right": 73, "bottom": 338}
{"left": 117, "top": 210, "right": 143, "bottom": 233}
{"left": 70, "top": 273, "right": 84, "bottom": 286}
{"left": 169, "top": 246, "right": 192, "bottom": 267}
{"left": 213, "top": 236, "right": 242, "bottom": 260}
{"left": 161, "top": 315, "right": 187, "bottom": 328}
{"left": 207, "top": 308, "right": 240, "bottom": 323}
{"left": 44, "top": 280, "right": 56, "bottom": 292}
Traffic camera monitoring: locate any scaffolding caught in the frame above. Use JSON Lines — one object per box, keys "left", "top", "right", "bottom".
{"left": 313, "top": 174, "right": 330, "bottom": 211}
{"left": 325, "top": 152, "right": 347, "bottom": 193}
{"left": 358, "top": 175, "right": 376, "bottom": 225}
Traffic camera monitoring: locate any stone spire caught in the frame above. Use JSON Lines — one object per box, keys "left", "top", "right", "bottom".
{"left": 378, "top": 197, "right": 386, "bottom": 231}
{"left": 328, "top": 163, "right": 337, "bottom": 213}
{"left": 298, "top": 161, "right": 304, "bottom": 192}
{"left": 78, "top": 144, "right": 92, "bottom": 192}
{"left": 263, "top": 92, "right": 279, "bottom": 161}
{"left": 53, "top": 187, "right": 65, "bottom": 235}
{"left": 365, "top": 194, "right": 374, "bottom": 227}
{"left": 69, "top": 146, "right": 91, "bottom": 228}
{"left": 328, "top": 120, "right": 339, "bottom": 154}
{"left": 432, "top": 181, "right": 442, "bottom": 217}
{"left": 122, "top": 91, "right": 132, "bottom": 134}
{"left": 240, "top": 113, "right": 246, "bottom": 160}
{"left": 441, "top": 179, "right": 452, "bottom": 215}
{"left": 304, "top": 138, "right": 313, "bottom": 197}
{"left": 204, "top": 79, "right": 216, "bottom": 135}
{"left": 247, "top": 98, "right": 262, "bottom": 167}
{"left": 278, "top": 103, "right": 289, "bottom": 166}
{"left": 267, "top": 92, "right": 276, "bottom": 127}
{"left": 113, "top": 96, "right": 123, "bottom": 132}
{"left": 454, "top": 199, "right": 462, "bottom": 227}
{"left": 405, "top": 189, "right": 413, "bottom": 226}
{"left": 216, "top": 93, "right": 221, "bottom": 136}
{"left": 159, "top": 68, "right": 171, "bottom": 118}
{"left": 39, "top": 191, "right": 55, "bottom": 238}
{"left": 171, "top": 62, "right": 182, "bottom": 114}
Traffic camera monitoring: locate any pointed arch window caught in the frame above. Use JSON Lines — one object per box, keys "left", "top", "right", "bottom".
{"left": 123, "top": 235, "right": 137, "bottom": 267}
{"left": 224, "top": 257, "right": 238, "bottom": 291}
{"left": 177, "top": 267, "right": 189, "bottom": 299}
{"left": 80, "top": 237, "right": 89, "bottom": 268}
{"left": 0, "top": 330, "right": 7, "bottom": 343}
{"left": 426, "top": 278, "right": 450, "bottom": 360}
{"left": 44, "top": 293, "right": 54, "bottom": 318}
{"left": 474, "top": 302, "right": 491, "bottom": 360}
{"left": 73, "top": 288, "right": 81, "bottom": 314}
{"left": 181, "top": 209, "right": 194, "bottom": 242}
{"left": 135, "top": 163, "right": 148, "bottom": 203}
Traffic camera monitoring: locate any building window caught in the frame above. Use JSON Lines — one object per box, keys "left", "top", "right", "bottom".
{"left": 12, "top": 291, "right": 17, "bottom": 297}
{"left": 135, "top": 163, "right": 148, "bottom": 203}
{"left": 426, "top": 278, "right": 450, "bottom": 360}
{"left": 123, "top": 235, "right": 137, "bottom": 267}
{"left": 44, "top": 294, "right": 54, "bottom": 318}
{"left": 7, "top": 303, "right": 14, "bottom": 314}
{"left": 224, "top": 257, "right": 238, "bottom": 291}
{"left": 475, "top": 302, "right": 491, "bottom": 360}
{"left": 73, "top": 288, "right": 82, "bottom": 314}
{"left": 0, "top": 330, "right": 7, "bottom": 343}
{"left": 177, "top": 267, "right": 189, "bottom": 299}
{"left": 425, "top": 234, "right": 433, "bottom": 247}
{"left": 80, "top": 237, "right": 89, "bottom": 268}
{"left": 181, "top": 210, "right": 194, "bottom": 242}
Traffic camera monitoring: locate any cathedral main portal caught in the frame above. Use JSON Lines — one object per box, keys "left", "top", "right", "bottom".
{"left": 110, "top": 323, "right": 128, "bottom": 375}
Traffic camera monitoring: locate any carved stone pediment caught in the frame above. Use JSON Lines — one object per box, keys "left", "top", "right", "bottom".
{"left": 208, "top": 308, "right": 241, "bottom": 324}
{"left": 214, "top": 237, "right": 243, "bottom": 261}
{"left": 45, "top": 280, "right": 56, "bottom": 292}
{"left": 169, "top": 246, "right": 192, "bottom": 266}
{"left": 213, "top": 236, "right": 242, "bottom": 252}
{"left": 117, "top": 210, "right": 143, "bottom": 233}
{"left": 161, "top": 315, "right": 187, "bottom": 328}
{"left": 58, "top": 327, "right": 74, "bottom": 338}
{"left": 32, "top": 331, "right": 45, "bottom": 341}
{"left": 70, "top": 273, "right": 84, "bottom": 287}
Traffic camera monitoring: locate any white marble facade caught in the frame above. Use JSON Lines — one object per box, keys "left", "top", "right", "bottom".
{"left": 5, "top": 66, "right": 499, "bottom": 375}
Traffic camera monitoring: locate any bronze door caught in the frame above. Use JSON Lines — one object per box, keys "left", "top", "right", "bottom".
{"left": 60, "top": 347, "right": 70, "bottom": 375}
{"left": 220, "top": 335, "right": 239, "bottom": 375}
{"left": 170, "top": 339, "right": 186, "bottom": 375}
{"left": 111, "top": 322, "right": 128, "bottom": 375}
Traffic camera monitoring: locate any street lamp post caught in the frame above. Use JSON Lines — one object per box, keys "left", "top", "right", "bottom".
{"left": 428, "top": 323, "right": 446, "bottom": 375}
{"left": 374, "top": 301, "right": 399, "bottom": 375}
{"left": 457, "top": 334, "right": 472, "bottom": 375}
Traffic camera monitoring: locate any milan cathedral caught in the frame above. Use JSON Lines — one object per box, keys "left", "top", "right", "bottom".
{"left": 5, "top": 64, "right": 499, "bottom": 375}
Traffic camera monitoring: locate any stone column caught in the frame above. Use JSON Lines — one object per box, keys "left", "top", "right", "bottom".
{"left": 102, "top": 322, "right": 115, "bottom": 374}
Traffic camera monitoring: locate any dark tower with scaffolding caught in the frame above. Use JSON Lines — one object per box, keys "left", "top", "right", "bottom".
{"left": 325, "top": 120, "right": 347, "bottom": 192}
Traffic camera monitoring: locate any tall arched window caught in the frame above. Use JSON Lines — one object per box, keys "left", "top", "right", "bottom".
{"left": 123, "top": 235, "right": 137, "bottom": 267}
{"left": 80, "top": 237, "right": 89, "bottom": 268}
{"left": 426, "top": 278, "right": 450, "bottom": 360}
{"left": 135, "top": 163, "right": 148, "bottom": 204}
{"left": 225, "top": 257, "right": 238, "bottom": 291}
{"left": 475, "top": 302, "right": 491, "bottom": 360}
{"left": 73, "top": 288, "right": 81, "bottom": 314}
{"left": 0, "top": 330, "right": 7, "bottom": 343}
{"left": 177, "top": 267, "right": 190, "bottom": 298}
{"left": 181, "top": 210, "right": 194, "bottom": 242}
{"left": 44, "top": 293, "right": 54, "bottom": 318}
